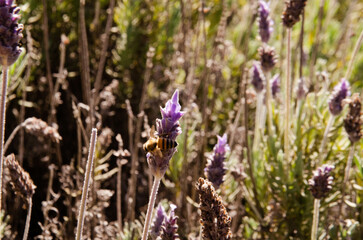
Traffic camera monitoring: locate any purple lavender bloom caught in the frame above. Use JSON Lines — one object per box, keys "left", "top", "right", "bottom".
{"left": 271, "top": 74, "right": 280, "bottom": 98}
{"left": 147, "top": 90, "right": 185, "bottom": 178}
{"left": 308, "top": 165, "right": 334, "bottom": 199}
{"left": 251, "top": 62, "right": 264, "bottom": 93}
{"left": 258, "top": 0, "right": 274, "bottom": 43}
{"left": 204, "top": 134, "right": 230, "bottom": 189}
{"left": 150, "top": 204, "right": 166, "bottom": 240}
{"left": 328, "top": 78, "right": 351, "bottom": 115}
{"left": 160, "top": 204, "right": 180, "bottom": 240}
{"left": 0, "top": 0, "right": 23, "bottom": 66}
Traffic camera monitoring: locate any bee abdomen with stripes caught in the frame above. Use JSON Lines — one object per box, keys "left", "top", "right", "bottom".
{"left": 157, "top": 137, "right": 178, "bottom": 150}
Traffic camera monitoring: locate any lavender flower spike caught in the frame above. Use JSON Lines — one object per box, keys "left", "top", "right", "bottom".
{"left": 258, "top": 0, "right": 274, "bottom": 43}
{"left": 251, "top": 62, "right": 264, "bottom": 93}
{"left": 328, "top": 78, "right": 351, "bottom": 115}
{"left": 150, "top": 204, "right": 166, "bottom": 240}
{"left": 205, "top": 134, "right": 230, "bottom": 189}
{"left": 0, "top": 0, "right": 23, "bottom": 66}
{"left": 308, "top": 165, "right": 334, "bottom": 199}
{"left": 147, "top": 90, "right": 185, "bottom": 178}
{"left": 160, "top": 204, "right": 180, "bottom": 240}
{"left": 271, "top": 74, "right": 280, "bottom": 98}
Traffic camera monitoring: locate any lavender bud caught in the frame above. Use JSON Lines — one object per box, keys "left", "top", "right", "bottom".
{"left": 308, "top": 165, "right": 334, "bottom": 199}
{"left": 204, "top": 134, "right": 229, "bottom": 189}
{"left": 160, "top": 204, "right": 180, "bottom": 240}
{"left": 282, "top": 0, "right": 308, "bottom": 28}
{"left": 147, "top": 90, "right": 185, "bottom": 178}
{"left": 150, "top": 204, "right": 166, "bottom": 240}
{"left": 258, "top": 0, "right": 274, "bottom": 43}
{"left": 0, "top": 0, "right": 23, "bottom": 66}
{"left": 296, "top": 77, "right": 308, "bottom": 100}
{"left": 259, "top": 45, "right": 277, "bottom": 72}
{"left": 344, "top": 94, "right": 362, "bottom": 143}
{"left": 328, "top": 78, "right": 351, "bottom": 115}
{"left": 271, "top": 74, "right": 280, "bottom": 98}
{"left": 251, "top": 62, "right": 264, "bottom": 93}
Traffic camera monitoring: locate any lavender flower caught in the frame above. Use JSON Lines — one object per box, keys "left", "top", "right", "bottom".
{"left": 296, "top": 77, "right": 308, "bottom": 100}
{"left": 328, "top": 78, "right": 351, "bottom": 115}
{"left": 204, "top": 134, "right": 230, "bottom": 189}
{"left": 259, "top": 45, "right": 277, "bottom": 72}
{"left": 282, "top": 0, "right": 307, "bottom": 28}
{"left": 160, "top": 204, "right": 179, "bottom": 240}
{"left": 251, "top": 62, "right": 264, "bottom": 93}
{"left": 344, "top": 94, "right": 362, "bottom": 143}
{"left": 258, "top": 0, "right": 274, "bottom": 43}
{"left": 150, "top": 204, "right": 166, "bottom": 240}
{"left": 271, "top": 74, "right": 280, "bottom": 98}
{"left": 0, "top": 0, "right": 23, "bottom": 66}
{"left": 147, "top": 90, "right": 184, "bottom": 178}
{"left": 308, "top": 165, "right": 334, "bottom": 199}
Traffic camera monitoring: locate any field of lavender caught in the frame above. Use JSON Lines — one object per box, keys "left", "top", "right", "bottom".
{"left": 0, "top": 0, "right": 362, "bottom": 239}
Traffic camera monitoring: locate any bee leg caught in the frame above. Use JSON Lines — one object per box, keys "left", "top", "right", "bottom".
{"left": 156, "top": 149, "right": 163, "bottom": 157}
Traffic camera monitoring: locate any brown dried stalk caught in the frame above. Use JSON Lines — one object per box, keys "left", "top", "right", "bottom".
{"left": 196, "top": 178, "right": 232, "bottom": 240}
{"left": 5, "top": 154, "right": 36, "bottom": 240}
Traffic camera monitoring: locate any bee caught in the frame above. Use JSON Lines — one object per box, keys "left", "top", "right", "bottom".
{"left": 143, "top": 126, "right": 178, "bottom": 157}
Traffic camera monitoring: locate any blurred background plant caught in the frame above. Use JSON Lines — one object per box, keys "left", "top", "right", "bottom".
{"left": 0, "top": 0, "right": 361, "bottom": 239}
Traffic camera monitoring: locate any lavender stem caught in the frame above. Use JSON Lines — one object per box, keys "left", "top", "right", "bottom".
{"left": 142, "top": 176, "right": 161, "bottom": 240}
{"left": 311, "top": 198, "right": 320, "bottom": 240}
{"left": 319, "top": 114, "right": 335, "bottom": 163}
{"left": 0, "top": 66, "right": 8, "bottom": 216}
{"left": 284, "top": 28, "right": 291, "bottom": 163}
{"left": 23, "top": 197, "right": 33, "bottom": 240}
{"left": 75, "top": 128, "right": 98, "bottom": 240}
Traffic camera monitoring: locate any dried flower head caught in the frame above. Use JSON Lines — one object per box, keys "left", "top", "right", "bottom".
{"left": 258, "top": 0, "right": 274, "bottom": 43}
{"left": 22, "top": 117, "right": 62, "bottom": 143}
{"left": 0, "top": 0, "right": 23, "bottom": 66}
{"left": 251, "top": 62, "right": 264, "bottom": 93}
{"left": 308, "top": 164, "right": 334, "bottom": 199}
{"left": 160, "top": 204, "right": 180, "bottom": 240}
{"left": 204, "top": 134, "right": 229, "bottom": 189}
{"left": 259, "top": 45, "right": 277, "bottom": 72}
{"left": 147, "top": 90, "right": 184, "bottom": 178}
{"left": 328, "top": 79, "right": 351, "bottom": 115}
{"left": 271, "top": 74, "right": 280, "bottom": 98}
{"left": 196, "top": 178, "right": 232, "bottom": 240}
{"left": 344, "top": 94, "right": 362, "bottom": 143}
{"left": 150, "top": 204, "right": 166, "bottom": 240}
{"left": 282, "top": 0, "right": 307, "bottom": 28}
{"left": 5, "top": 154, "right": 36, "bottom": 202}
{"left": 296, "top": 77, "right": 308, "bottom": 100}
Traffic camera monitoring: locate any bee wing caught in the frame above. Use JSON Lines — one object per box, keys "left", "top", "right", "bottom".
{"left": 149, "top": 125, "right": 155, "bottom": 138}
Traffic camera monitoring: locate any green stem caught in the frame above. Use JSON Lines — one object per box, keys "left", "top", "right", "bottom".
{"left": 319, "top": 114, "right": 335, "bottom": 163}
{"left": 253, "top": 92, "right": 264, "bottom": 152}
{"left": 264, "top": 70, "right": 273, "bottom": 137}
{"left": 0, "top": 66, "right": 8, "bottom": 219}
{"left": 311, "top": 198, "right": 321, "bottom": 240}
{"left": 284, "top": 28, "right": 291, "bottom": 163}
{"left": 141, "top": 176, "right": 161, "bottom": 240}
{"left": 344, "top": 28, "right": 363, "bottom": 80}
{"left": 75, "top": 128, "right": 97, "bottom": 240}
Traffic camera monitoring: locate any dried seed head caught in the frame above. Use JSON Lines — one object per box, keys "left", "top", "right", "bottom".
{"left": 160, "top": 204, "right": 180, "bottom": 240}
{"left": 251, "top": 62, "right": 264, "bottom": 93}
{"left": 5, "top": 154, "right": 36, "bottom": 202}
{"left": 344, "top": 94, "right": 362, "bottom": 143}
{"left": 196, "top": 178, "right": 232, "bottom": 240}
{"left": 282, "top": 0, "right": 307, "bottom": 28}
{"left": 328, "top": 79, "right": 351, "bottom": 115}
{"left": 308, "top": 164, "right": 334, "bottom": 199}
{"left": 259, "top": 45, "right": 277, "bottom": 72}
{"left": 22, "top": 117, "right": 62, "bottom": 143}
{"left": 258, "top": 0, "right": 274, "bottom": 43}
{"left": 204, "top": 134, "right": 229, "bottom": 189}
{"left": 147, "top": 90, "right": 184, "bottom": 178}
{"left": 150, "top": 204, "right": 166, "bottom": 240}
{"left": 0, "top": 0, "right": 23, "bottom": 66}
